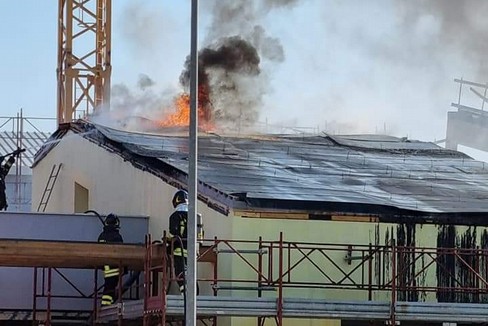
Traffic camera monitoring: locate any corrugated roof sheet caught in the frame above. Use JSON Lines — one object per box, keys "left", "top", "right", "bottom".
{"left": 67, "top": 122, "right": 488, "bottom": 215}
{"left": 77, "top": 122, "right": 488, "bottom": 212}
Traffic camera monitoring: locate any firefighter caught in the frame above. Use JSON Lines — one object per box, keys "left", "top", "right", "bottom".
{"left": 167, "top": 190, "right": 189, "bottom": 294}
{"left": 0, "top": 148, "right": 24, "bottom": 211}
{"left": 97, "top": 213, "right": 123, "bottom": 306}
{"left": 166, "top": 189, "right": 204, "bottom": 294}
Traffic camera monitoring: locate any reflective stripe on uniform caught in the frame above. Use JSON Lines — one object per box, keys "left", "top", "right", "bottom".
{"left": 101, "top": 294, "right": 113, "bottom": 306}
{"left": 103, "top": 265, "right": 119, "bottom": 278}
{"left": 179, "top": 220, "right": 185, "bottom": 239}
{"left": 173, "top": 247, "right": 187, "bottom": 257}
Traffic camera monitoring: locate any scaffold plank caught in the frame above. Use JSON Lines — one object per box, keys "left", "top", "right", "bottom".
{"left": 0, "top": 239, "right": 146, "bottom": 269}
{"left": 0, "top": 239, "right": 216, "bottom": 270}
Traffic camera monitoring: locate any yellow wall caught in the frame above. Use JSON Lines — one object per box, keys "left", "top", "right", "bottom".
{"left": 228, "top": 217, "right": 473, "bottom": 303}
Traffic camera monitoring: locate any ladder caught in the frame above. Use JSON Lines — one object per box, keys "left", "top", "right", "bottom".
{"left": 37, "top": 163, "right": 62, "bottom": 212}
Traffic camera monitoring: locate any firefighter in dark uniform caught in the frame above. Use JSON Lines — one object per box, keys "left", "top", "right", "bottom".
{"left": 0, "top": 148, "right": 24, "bottom": 211}
{"left": 167, "top": 190, "right": 189, "bottom": 293}
{"left": 97, "top": 214, "right": 123, "bottom": 306}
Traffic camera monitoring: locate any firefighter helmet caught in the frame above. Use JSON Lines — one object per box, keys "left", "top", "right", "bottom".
{"left": 172, "top": 190, "right": 188, "bottom": 208}
{"left": 105, "top": 213, "right": 120, "bottom": 228}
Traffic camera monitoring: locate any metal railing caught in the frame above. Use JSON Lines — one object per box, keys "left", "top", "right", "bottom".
{"left": 141, "top": 232, "right": 488, "bottom": 326}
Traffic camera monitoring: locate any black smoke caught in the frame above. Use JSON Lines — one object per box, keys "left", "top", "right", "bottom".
{"left": 177, "top": 0, "right": 298, "bottom": 130}
{"left": 179, "top": 37, "right": 261, "bottom": 124}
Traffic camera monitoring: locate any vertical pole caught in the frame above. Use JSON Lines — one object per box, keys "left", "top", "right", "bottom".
{"left": 47, "top": 268, "right": 52, "bottom": 326}
{"left": 212, "top": 237, "right": 218, "bottom": 326}
{"left": 57, "top": 0, "right": 65, "bottom": 125}
{"left": 213, "top": 237, "right": 218, "bottom": 297}
{"left": 92, "top": 268, "right": 98, "bottom": 325}
{"left": 257, "top": 236, "right": 263, "bottom": 326}
{"left": 187, "top": 0, "right": 199, "bottom": 325}
{"left": 277, "top": 232, "right": 283, "bottom": 326}
{"left": 162, "top": 239, "right": 167, "bottom": 326}
{"left": 117, "top": 261, "right": 123, "bottom": 326}
{"left": 287, "top": 242, "right": 291, "bottom": 283}
{"left": 368, "top": 243, "right": 372, "bottom": 301}
{"left": 32, "top": 267, "right": 37, "bottom": 326}
{"left": 269, "top": 242, "right": 273, "bottom": 283}
{"left": 457, "top": 78, "right": 463, "bottom": 105}
{"left": 390, "top": 240, "right": 396, "bottom": 326}
{"left": 258, "top": 236, "right": 263, "bottom": 298}
{"left": 143, "top": 235, "right": 150, "bottom": 326}
{"left": 104, "top": 0, "right": 112, "bottom": 108}
{"left": 65, "top": 0, "right": 74, "bottom": 122}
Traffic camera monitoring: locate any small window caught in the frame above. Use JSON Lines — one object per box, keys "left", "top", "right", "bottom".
{"left": 74, "top": 182, "right": 89, "bottom": 213}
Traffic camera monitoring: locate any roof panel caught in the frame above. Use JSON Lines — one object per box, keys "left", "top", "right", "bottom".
{"left": 74, "top": 123, "right": 488, "bottom": 213}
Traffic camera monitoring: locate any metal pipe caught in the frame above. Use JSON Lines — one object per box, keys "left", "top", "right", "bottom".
{"left": 47, "top": 267, "right": 52, "bottom": 326}
{"left": 186, "top": 0, "right": 199, "bottom": 325}
{"left": 162, "top": 239, "right": 167, "bottom": 326}
{"left": 368, "top": 243, "right": 372, "bottom": 300}
{"left": 143, "top": 235, "right": 150, "bottom": 326}
{"left": 277, "top": 232, "right": 284, "bottom": 326}
{"left": 117, "top": 261, "right": 122, "bottom": 326}
{"left": 92, "top": 268, "right": 98, "bottom": 325}
{"left": 258, "top": 236, "right": 263, "bottom": 298}
{"left": 390, "top": 240, "right": 396, "bottom": 325}
{"left": 32, "top": 267, "right": 37, "bottom": 326}
{"left": 213, "top": 237, "right": 218, "bottom": 297}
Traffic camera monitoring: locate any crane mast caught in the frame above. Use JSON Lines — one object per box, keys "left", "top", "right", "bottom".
{"left": 57, "top": 0, "right": 112, "bottom": 125}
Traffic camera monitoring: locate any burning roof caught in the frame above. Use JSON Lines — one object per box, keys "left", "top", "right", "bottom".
{"left": 34, "top": 121, "right": 488, "bottom": 225}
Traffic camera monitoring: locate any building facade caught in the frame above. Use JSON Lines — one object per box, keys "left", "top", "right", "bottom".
{"left": 31, "top": 121, "right": 488, "bottom": 325}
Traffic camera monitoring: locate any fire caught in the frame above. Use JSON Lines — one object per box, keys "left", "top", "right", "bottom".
{"left": 158, "top": 85, "right": 213, "bottom": 131}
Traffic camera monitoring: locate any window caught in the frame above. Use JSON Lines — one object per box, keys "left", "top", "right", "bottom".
{"left": 74, "top": 182, "right": 89, "bottom": 213}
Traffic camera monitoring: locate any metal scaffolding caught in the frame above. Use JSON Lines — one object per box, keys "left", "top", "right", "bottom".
{"left": 0, "top": 111, "right": 53, "bottom": 211}
{"left": 97, "top": 233, "right": 488, "bottom": 326}
{"left": 5, "top": 232, "right": 488, "bottom": 325}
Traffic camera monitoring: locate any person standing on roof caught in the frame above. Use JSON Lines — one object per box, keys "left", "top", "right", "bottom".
{"left": 98, "top": 213, "right": 123, "bottom": 306}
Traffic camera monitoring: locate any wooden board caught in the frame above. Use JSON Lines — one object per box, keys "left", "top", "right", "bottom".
{"left": 0, "top": 239, "right": 216, "bottom": 270}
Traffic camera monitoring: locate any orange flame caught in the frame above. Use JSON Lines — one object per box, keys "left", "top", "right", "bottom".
{"left": 158, "top": 85, "right": 213, "bottom": 131}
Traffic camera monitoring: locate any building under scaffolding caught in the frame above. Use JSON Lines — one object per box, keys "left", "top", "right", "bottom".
{"left": 0, "top": 112, "right": 52, "bottom": 212}
{"left": 13, "top": 119, "right": 488, "bottom": 325}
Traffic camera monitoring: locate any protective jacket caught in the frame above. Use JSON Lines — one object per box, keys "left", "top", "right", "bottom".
{"left": 168, "top": 203, "right": 188, "bottom": 257}
{"left": 0, "top": 155, "right": 16, "bottom": 211}
{"left": 98, "top": 225, "right": 123, "bottom": 277}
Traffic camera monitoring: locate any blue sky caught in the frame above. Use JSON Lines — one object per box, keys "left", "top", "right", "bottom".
{"left": 0, "top": 1, "right": 486, "bottom": 151}
{"left": 0, "top": 1, "right": 191, "bottom": 131}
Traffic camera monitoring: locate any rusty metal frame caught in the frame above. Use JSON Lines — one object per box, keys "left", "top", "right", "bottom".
{"left": 138, "top": 234, "right": 488, "bottom": 325}
{"left": 32, "top": 267, "right": 100, "bottom": 326}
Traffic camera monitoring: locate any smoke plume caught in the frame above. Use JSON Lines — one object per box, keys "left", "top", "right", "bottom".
{"left": 177, "top": 0, "right": 296, "bottom": 130}
{"left": 109, "top": 0, "right": 488, "bottom": 144}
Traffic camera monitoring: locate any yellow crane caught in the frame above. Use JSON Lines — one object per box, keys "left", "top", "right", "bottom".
{"left": 57, "top": 0, "right": 111, "bottom": 125}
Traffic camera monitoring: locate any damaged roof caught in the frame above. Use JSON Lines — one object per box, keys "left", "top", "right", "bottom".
{"left": 34, "top": 121, "right": 488, "bottom": 220}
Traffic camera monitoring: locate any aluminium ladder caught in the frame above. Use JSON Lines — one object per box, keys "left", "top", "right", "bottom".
{"left": 37, "top": 163, "right": 62, "bottom": 212}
